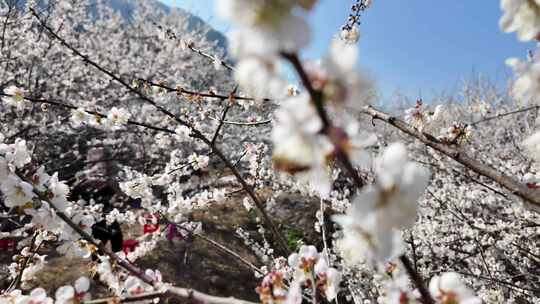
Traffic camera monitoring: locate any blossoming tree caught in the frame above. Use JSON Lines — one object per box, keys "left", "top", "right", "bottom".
{"left": 1, "top": 0, "right": 540, "bottom": 303}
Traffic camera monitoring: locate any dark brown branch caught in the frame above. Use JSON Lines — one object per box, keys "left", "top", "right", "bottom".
{"left": 400, "top": 255, "right": 434, "bottom": 304}
{"left": 200, "top": 137, "right": 291, "bottom": 254}
{"left": 211, "top": 88, "right": 235, "bottom": 145}
{"left": 0, "top": 2, "right": 13, "bottom": 50}
{"left": 363, "top": 105, "right": 540, "bottom": 209}
{"left": 281, "top": 52, "right": 364, "bottom": 187}
{"left": 281, "top": 52, "right": 433, "bottom": 304}
{"left": 139, "top": 78, "right": 273, "bottom": 103}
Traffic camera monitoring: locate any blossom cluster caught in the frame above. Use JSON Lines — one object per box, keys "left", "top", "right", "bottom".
{"left": 1, "top": 276, "right": 90, "bottom": 304}
{"left": 404, "top": 99, "right": 444, "bottom": 132}
{"left": 379, "top": 265, "right": 481, "bottom": 304}
{"left": 501, "top": 1, "right": 540, "bottom": 162}
{"left": 256, "top": 245, "right": 341, "bottom": 303}
{"left": 333, "top": 143, "right": 430, "bottom": 265}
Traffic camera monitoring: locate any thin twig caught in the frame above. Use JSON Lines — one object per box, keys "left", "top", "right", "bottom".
{"left": 208, "top": 116, "right": 272, "bottom": 127}
{"left": 152, "top": 21, "right": 236, "bottom": 72}
{"left": 211, "top": 87, "right": 237, "bottom": 145}
{"left": 83, "top": 291, "right": 164, "bottom": 304}
{"left": 470, "top": 105, "right": 540, "bottom": 126}
{"left": 6, "top": 232, "right": 41, "bottom": 292}
{"left": 174, "top": 222, "right": 263, "bottom": 275}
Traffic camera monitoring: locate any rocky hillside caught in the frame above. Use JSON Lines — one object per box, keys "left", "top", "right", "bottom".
{"left": 16, "top": 0, "right": 228, "bottom": 49}
{"left": 105, "top": 0, "right": 227, "bottom": 49}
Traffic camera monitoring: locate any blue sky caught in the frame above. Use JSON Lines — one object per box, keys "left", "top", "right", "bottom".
{"left": 160, "top": 0, "right": 534, "bottom": 101}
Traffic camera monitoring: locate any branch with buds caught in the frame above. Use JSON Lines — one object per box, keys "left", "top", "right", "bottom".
{"left": 363, "top": 105, "right": 540, "bottom": 209}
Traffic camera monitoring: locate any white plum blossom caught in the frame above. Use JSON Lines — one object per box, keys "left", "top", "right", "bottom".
{"left": 55, "top": 276, "right": 91, "bottom": 304}
{"left": 370, "top": 142, "right": 431, "bottom": 229}
{"left": 213, "top": 58, "right": 223, "bottom": 70}
{"left": 379, "top": 264, "right": 420, "bottom": 304}
{"left": 56, "top": 240, "right": 92, "bottom": 259}
{"left": 272, "top": 93, "right": 333, "bottom": 196}
{"left": 1, "top": 175, "right": 35, "bottom": 208}
{"left": 216, "top": 0, "right": 317, "bottom": 29}
{"left": 340, "top": 24, "right": 360, "bottom": 44}
{"left": 72, "top": 213, "right": 96, "bottom": 235}
{"left": 47, "top": 173, "right": 70, "bottom": 212}
{"left": 120, "top": 170, "right": 155, "bottom": 208}
{"left": 505, "top": 54, "right": 540, "bottom": 101}
{"left": 234, "top": 56, "right": 287, "bottom": 99}
{"left": 217, "top": 0, "right": 316, "bottom": 57}
{"left": 284, "top": 279, "right": 302, "bottom": 304}
{"left": 333, "top": 143, "right": 430, "bottom": 264}
{"left": 25, "top": 201, "right": 59, "bottom": 231}
{"left": 105, "top": 107, "right": 131, "bottom": 130}
{"left": 31, "top": 166, "right": 50, "bottom": 192}
{"left": 523, "top": 171, "right": 540, "bottom": 188}
{"left": 188, "top": 153, "right": 210, "bottom": 170}
{"left": 0, "top": 138, "right": 32, "bottom": 168}
{"left": 9, "top": 288, "right": 53, "bottom": 304}
{"left": 404, "top": 100, "right": 445, "bottom": 132}
{"left": 217, "top": 0, "right": 316, "bottom": 98}
{"left": 242, "top": 197, "right": 254, "bottom": 211}
{"left": 437, "top": 122, "right": 473, "bottom": 145}
{"left": 340, "top": 120, "right": 378, "bottom": 166}
{"left": 2, "top": 85, "right": 28, "bottom": 110}
{"left": 212, "top": 188, "right": 227, "bottom": 203}
{"left": 256, "top": 270, "right": 288, "bottom": 303}
{"left": 155, "top": 133, "right": 172, "bottom": 148}
{"left": 314, "top": 257, "right": 341, "bottom": 301}
{"left": 285, "top": 245, "right": 341, "bottom": 301}
{"left": 70, "top": 107, "right": 91, "bottom": 127}
{"left": 308, "top": 38, "right": 374, "bottom": 107}
{"left": 524, "top": 130, "right": 540, "bottom": 160}
{"left": 174, "top": 125, "right": 191, "bottom": 142}
{"left": 429, "top": 272, "right": 481, "bottom": 304}
{"left": 123, "top": 277, "right": 147, "bottom": 296}
{"left": 95, "top": 256, "right": 121, "bottom": 293}
{"left": 272, "top": 92, "right": 375, "bottom": 195}
{"left": 122, "top": 269, "right": 162, "bottom": 297}
{"left": 287, "top": 245, "right": 319, "bottom": 285}
{"left": 500, "top": 0, "right": 540, "bottom": 41}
